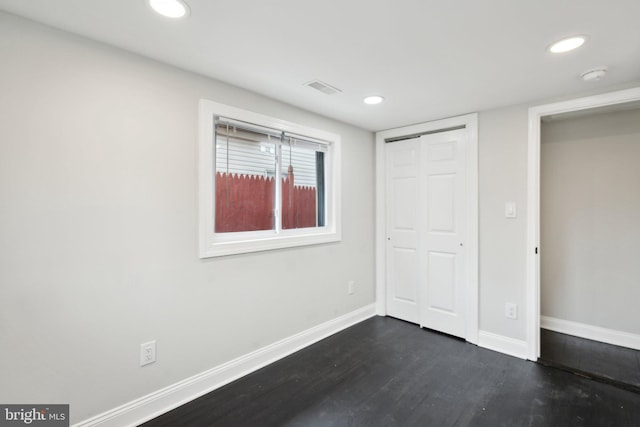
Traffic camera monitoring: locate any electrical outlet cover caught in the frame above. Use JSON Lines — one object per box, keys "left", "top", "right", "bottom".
{"left": 140, "top": 341, "right": 156, "bottom": 366}
{"left": 505, "top": 303, "right": 517, "bottom": 319}
{"left": 348, "top": 280, "right": 355, "bottom": 295}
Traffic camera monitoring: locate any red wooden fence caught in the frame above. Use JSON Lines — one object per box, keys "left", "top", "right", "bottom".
{"left": 215, "top": 172, "right": 317, "bottom": 232}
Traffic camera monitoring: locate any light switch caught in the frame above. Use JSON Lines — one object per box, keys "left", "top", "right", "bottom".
{"left": 505, "top": 202, "right": 517, "bottom": 218}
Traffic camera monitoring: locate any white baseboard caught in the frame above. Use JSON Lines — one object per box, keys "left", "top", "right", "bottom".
{"left": 73, "top": 304, "right": 377, "bottom": 427}
{"left": 478, "top": 330, "right": 528, "bottom": 360}
{"left": 541, "top": 316, "right": 640, "bottom": 351}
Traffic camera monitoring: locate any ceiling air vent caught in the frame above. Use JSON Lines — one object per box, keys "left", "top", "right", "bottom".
{"left": 305, "top": 79, "right": 342, "bottom": 95}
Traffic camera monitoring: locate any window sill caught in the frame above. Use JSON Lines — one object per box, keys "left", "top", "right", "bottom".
{"left": 199, "top": 229, "right": 341, "bottom": 258}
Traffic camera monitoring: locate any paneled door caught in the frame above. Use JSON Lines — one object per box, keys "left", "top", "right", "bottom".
{"left": 385, "top": 129, "right": 468, "bottom": 338}
{"left": 419, "top": 130, "right": 467, "bottom": 338}
{"left": 385, "top": 137, "right": 421, "bottom": 323}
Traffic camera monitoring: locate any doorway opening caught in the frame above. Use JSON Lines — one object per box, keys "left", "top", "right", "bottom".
{"left": 526, "top": 87, "right": 640, "bottom": 389}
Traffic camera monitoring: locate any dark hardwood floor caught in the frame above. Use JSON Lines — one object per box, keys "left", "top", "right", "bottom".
{"left": 142, "top": 317, "right": 640, "bottom": 427}
{"left": 540, "top": 328, "right": 640, "bottom": 392}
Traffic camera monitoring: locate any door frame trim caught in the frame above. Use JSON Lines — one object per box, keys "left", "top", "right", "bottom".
{"left": 525, "top": 86, "right": 640, "bottom": 361}
{"left": 375, "top": 113, "right": 479, "bottom": 344}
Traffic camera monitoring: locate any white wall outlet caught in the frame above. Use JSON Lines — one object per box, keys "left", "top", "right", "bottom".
{"left": 140, "top": 341, "right": 156, "bottom": 366}
{"left": 505, "top": 303, "right": 517, "bottom": 319}
{"left": 348, "top": 280, "right": 355, "bottom": 295}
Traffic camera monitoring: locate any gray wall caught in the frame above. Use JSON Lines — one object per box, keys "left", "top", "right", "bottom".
{"left": 3, "top": 8, "right": 640, "bottom": 425}
{"left": 478, "top": 105, "right": 530, "bottom": 340}
{"left": 0, "top": 12, "right": 375, "bottom": 423}
{"left": 541, "top": 108, "right": 640, "bottom": 334}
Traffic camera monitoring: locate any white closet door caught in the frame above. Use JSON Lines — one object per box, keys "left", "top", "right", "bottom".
{"left": 385, "top": 138, "right": 420, "bottom": 323}
{"left": 385, "top": 129, "right": 468, "bottom": 338}
{"left": 419, "top": 130, "right": 467, "bottom": 338}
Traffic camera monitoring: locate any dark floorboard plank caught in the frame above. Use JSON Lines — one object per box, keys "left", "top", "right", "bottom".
{"left": 540, "top": 329, "right": 640, "bottom": 391}
{"left": 142, "top": 317, "right": 640, "bottom": 427}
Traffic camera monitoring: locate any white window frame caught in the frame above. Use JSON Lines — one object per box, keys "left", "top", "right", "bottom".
{"left": 199, "top": 99, "right": 341, "bottom": 258}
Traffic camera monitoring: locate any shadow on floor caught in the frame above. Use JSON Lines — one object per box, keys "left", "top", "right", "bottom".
{"left": 539, "top": 329, "right": 640, "bottom": 393}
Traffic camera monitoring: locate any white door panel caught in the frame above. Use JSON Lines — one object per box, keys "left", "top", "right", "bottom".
{"left": 427, "top": 174, "right": 455, "bottom": 233}
{"left": 385, "top": 129, "right": 467, "bottom": 337}
{"left": 385, "top": 139, "right": 420, "bottom": 323}
{"left": 427, "top": 251, "right": 456, "bottom": 312}
{"left": 392, "top": 178, "right": 417, "bottom": 231}
{"left": 420, "top": 130, "right": 467, "bottom": 338}
{"left": 392, "top": 248, "right": 419, "bottom": 302}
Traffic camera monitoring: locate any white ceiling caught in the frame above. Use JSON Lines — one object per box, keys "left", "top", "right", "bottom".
{"left": 1, "top": 0, "right": 639, "bottom": 131}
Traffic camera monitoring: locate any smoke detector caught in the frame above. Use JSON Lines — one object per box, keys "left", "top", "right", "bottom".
{"left": 305, "top": 80, "right": 342, "bottom": 95}
{"left": 581, "top": 67, "right": 607, "bottom": 82}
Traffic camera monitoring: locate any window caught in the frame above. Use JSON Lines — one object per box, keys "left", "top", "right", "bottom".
{"left": 199, "top": 100, "right": 341, "bottom": 257}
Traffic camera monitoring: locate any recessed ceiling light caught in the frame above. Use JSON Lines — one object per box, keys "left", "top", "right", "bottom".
{"left": 149, "top": 0, "right": 190, "bottom": 18}
{"left": 364, "top": 95, "right": 384, "bottom": 105}
{"left": 548, "top": 35, "right": 587, "bottom": 53}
